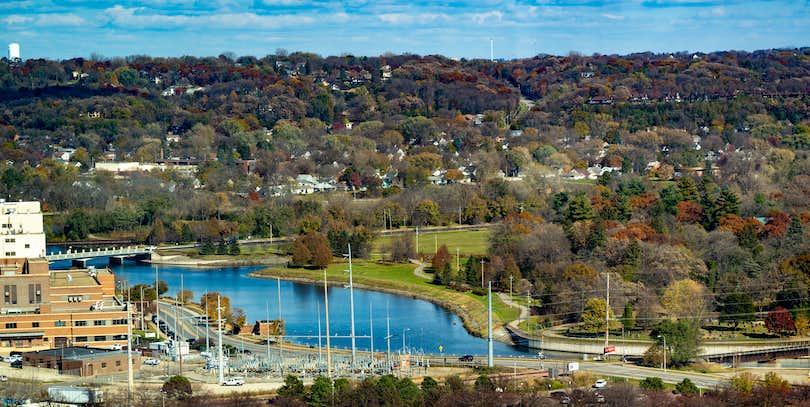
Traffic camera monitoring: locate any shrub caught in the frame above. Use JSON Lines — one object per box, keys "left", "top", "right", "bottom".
{"left": 675, "top": 378, "right": 698, "bottom": 395}
{"left": 639, "top": 377, "right": 664, "bottom": 391}
{"left": 162, "top": 375, "right": 192, "bottom": 399}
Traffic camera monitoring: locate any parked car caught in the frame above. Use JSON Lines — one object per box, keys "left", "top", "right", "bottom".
{"left": 458, "top": 355, "right": 474, "bottom": 362}
{"left": 4, "top": 355, "right": 22, "bottom": 363}
{"left": 222, "top": 377, "right": 244, "bottom": 386}
{"left": 593, "top": 379, "right": 608, "bottom": 388}
{"left": 0, "top": 375, "right": 8, "bottom": 382}
{"left": 142, "top": 358, "right": 160, "bottom": 366}
{"left": 10, "top": 360, "right": 22, "bottom": 369}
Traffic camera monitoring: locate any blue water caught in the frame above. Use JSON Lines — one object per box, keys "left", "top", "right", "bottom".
{"left": 48, "top": 254, "right": 529, "bottom": 356}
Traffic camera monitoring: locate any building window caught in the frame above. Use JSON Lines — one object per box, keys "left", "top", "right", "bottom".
{"left": 74, "top": 320, "right": 87, "bottom": 327}
{"left": 115, "top": 360, "right": 121, "bottom": 367}
{"left": 94, "top": 336, "right": 106, "bottom": 342}
{"left": 93, "top": 320, "right": 106, "bottom": 326}
{"left": 4, "top": 238, "right": 14, "bottom": 243}
{"left": 54, "top": 320, "right": 65, "bottom": 327}
{"left": 1, "top": 224, "right": 10, "bottom": 228}
{"left": 75, "top": 336, "right": 87, "bottom": 342}
{"left": 24, "top": 244, "right": 29, "bottom": 248}
{"left": 31, "top": 322, "right": 39, "bottom": 328}
{"left": 5, "top": 323, "right": 16, "bottom": 329}
{"left": 112, "top": 319, "right": 127, "bottom": 325}
{"left": 101, "top": 362, "right": 107, "bottom": 368}
{"left": 4, "top": 285, "right": 17, "bottom": 304}
{"left": 4, "top": 252, "right": 15, "bottom": 257}
{"left": 28, "top": 283, "right": 41, "bottom": 304}
{"left": 67, "top": 295, "right": 84, "bottom": 303}
{"left": 113, "top": 335, "right": 127, "bottom": 340}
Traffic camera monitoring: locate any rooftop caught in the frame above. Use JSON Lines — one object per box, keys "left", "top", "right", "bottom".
{"left": 24, "top": 346, "right": 124, "bottom": 360}
{"left": 50, "top": 270, "right": 100, "bottom": 288}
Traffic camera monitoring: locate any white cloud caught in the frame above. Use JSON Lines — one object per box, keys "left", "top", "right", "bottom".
{"left": 104, "top": 5, "right": 319, "bottom": 29}
{"left": 2, "top": 13, "right": 85, "bottom": 26}
{"left": 471, "top": 10, "right": 503, "bottom": 25}
{"left": 601, "top": 13, "right": 625, "bottom": 20}
{"left": 377, "top": 13, "right": 449, "bottom": 25}
{"left": 2, "top": 15, "right": 33, "bottom": 24}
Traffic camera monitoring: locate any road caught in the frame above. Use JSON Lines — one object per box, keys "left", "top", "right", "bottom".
{"left": 156, "top": 302, "right": 731, "bottom": 388}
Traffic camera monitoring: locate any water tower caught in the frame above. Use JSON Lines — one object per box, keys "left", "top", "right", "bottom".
{"left": 8, "top": 43, "right": 20, "bottom": 60}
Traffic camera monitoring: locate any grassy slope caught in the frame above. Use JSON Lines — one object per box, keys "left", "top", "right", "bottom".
{"left": 372, "top": 229, "right": 491, "bottom": 257}
{"left": 253, "top": 260, "right": 519, "bottom": 339}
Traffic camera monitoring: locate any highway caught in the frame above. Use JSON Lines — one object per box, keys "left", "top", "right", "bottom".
{"left": 156, "top": 302, "right": 731, "bottom": 389}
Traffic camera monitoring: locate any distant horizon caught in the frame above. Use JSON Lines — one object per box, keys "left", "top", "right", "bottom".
{"left": 5, "top": 46, "right": 810, "bottom": 63}
{"left": 1, "top": 1, "right": 808, "bottom": 60}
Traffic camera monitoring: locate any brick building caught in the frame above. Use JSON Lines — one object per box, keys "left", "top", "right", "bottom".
{"left": 0, "top": 201, "right": 130, "bottom": 350}
{"left": 22, "top": 346, "right": 140, "bottom": 376}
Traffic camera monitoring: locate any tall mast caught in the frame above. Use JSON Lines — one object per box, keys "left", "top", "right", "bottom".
{"left": 348, "top": 243, "right": 356, "bottom": 369}
{"left": 323, "top": 269, "right": 332, "bottom": 380}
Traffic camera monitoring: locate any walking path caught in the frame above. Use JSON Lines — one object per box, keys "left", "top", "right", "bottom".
{"left": 410, "top": 259, "right": 432, "bottom": 280}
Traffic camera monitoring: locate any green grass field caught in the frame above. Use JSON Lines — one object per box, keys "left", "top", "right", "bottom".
{"left": 372, "top": 228, "right": 491, "bottom": 258}
{"left": 254, "top": 260, "right": 519, "bottom": 338}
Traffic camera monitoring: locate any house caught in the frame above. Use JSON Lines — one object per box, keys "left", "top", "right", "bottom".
{"left": 293, "top": 174, "right": 338, "bottom": 195}
{"left": 380, "top": 65, "right": 392, "bottom": 81}
{"left": 53, "top": 147, "right": 76, "bottom": 163}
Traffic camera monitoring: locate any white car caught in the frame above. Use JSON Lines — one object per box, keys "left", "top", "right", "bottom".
{"left": 5, "top": 355, "right": 21, "bottom": 363}
{"left": 222, "top": 377, "right": 245, "bottom": 386}
{"left": 142, "top": 357, "right": 160, "bottom": 366}
{"left": 0, "top": 375, "right": 7, "bottom": 382}
{"left": 593, "top": 379, "right": 608, "bottom": 388}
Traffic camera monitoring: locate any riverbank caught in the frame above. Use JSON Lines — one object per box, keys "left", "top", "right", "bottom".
{"left": 148, "top": 252, "right": 288, "bottom": 267}
{"left": 250, "top": 261, "right": 519, "bottom": 344}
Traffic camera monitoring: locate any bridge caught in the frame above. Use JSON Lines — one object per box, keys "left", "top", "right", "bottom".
{"left": 45, "top": 245, "right": 154, "bottom": 267}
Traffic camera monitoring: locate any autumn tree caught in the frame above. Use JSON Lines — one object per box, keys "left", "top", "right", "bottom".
{"left": 579, "top": 297, "right": 619, "bottom": 333}
{"left": 661, "top": 279, "right": 709, "bottom": 324}
{"left": 200, "top": 292, "right": 232, "bottom": 323}
{"left": 765, "top": 307, "right": 796, "bottom": 336}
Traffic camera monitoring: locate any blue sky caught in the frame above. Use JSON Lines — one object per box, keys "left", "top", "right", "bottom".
{"left": 1, "top": 1, "right": 808, "bottom": 60}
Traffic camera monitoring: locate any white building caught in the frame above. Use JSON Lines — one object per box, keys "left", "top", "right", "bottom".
{"left": 0, "top": 201, "right": 46, "bottom": 259}
{"left": 7, "top": 43, "right": 20, "bottom": 61}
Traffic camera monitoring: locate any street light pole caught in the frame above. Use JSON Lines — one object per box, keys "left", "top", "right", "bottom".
{"left": 487, "top": 281, "right": 494, "bottom": 368}
{"left": 480, "top": 259, "right": 485, "bottom": 289}
{"left": 217, "top": 295, "right": 224, "bottom": 384}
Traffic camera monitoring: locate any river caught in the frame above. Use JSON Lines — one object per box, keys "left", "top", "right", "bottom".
{"left": 49, "top": 256, "right": 532, "bottom": 357}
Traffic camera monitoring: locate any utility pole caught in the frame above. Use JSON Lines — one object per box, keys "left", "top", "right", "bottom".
{"left": 487, "top": 281, "right": 494, "bottom": 368}
{"left": 277, "top": 277, "right": 284, "bottom": 375}
{"left": 204, "top": 292, "right": 210, "bottom": 357}
{"left": 605, "top": 273, "right": 610, "bottom": 358}
{"left": 386, "top": 305, "right": 391, "bottom": 369}
{"left": 415, "top": 226, "right": 419, "bottom": 258}
{"left": 154, "top": 266, "right": 159, "bottom": 332}
{"left": 323, "top": 268, "right": 332, "bottom": 380}
{"left": 456, "top": 248, "right": 460, "bottom": 272}
{"left": 265, "top": 300, "right": 270, "bottom": 372}
{"left": 369, "top": 303, "right": 374, "bottom": 364}
{"left": 347, "top": 243, "right": 356, "bottom": 369}
{"left": 509, "top": 275, "right": 513, "bottom": 301}
{"left": 126, "top": 297, "right": 133, "bottom": 396}
{"left": 217, "top": 295, "right": 224, "bottom": 384}
{"left": 174, "top": 297, "right": 181, "bottom": 375}
{"left": 317, "top": 304, "right": 323, "bottom": 367}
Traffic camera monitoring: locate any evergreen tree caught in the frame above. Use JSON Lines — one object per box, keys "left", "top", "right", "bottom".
{"left": 676, "top": 177, "right": 699, "bottom": 202}
{"left": 228, "top": 240, "right": 241, "bottom": 255}
{"left": 465, "top": 255, "right": 480, "bottom": 286}
{"left": 180, "top": 223, "right": 194, "bottom": 242}
{"left": 621, "top": 302, "right": 636, "bottom": 331}
{"left": 566, "top": 194, "right": 594, "bottom": 223}
{"left": 200, "top": 239, "right": 215, "bottom": 255}
{"left": 216, "top": 239, "right": 228, "bottom": 255}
